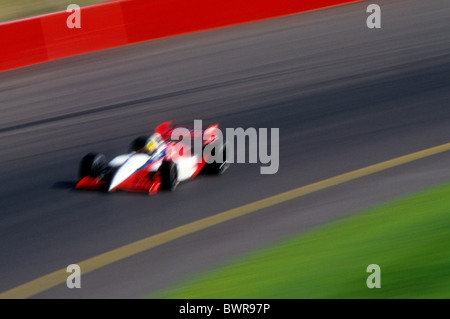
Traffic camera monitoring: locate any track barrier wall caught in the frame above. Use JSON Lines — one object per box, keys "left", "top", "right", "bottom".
{"left": 0, "top": 0, "right": 362, "bottom": 72}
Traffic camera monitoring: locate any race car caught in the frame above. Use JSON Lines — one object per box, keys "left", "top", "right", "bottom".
{"left": 75, "top": 121, "right": 229, "bottom": 194}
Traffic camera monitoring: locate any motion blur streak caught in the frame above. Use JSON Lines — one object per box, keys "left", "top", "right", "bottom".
{"left": 1, "top": 143, "right": 449, "bottom": 299}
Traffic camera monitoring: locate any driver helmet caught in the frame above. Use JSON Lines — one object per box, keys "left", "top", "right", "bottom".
{"left": 145, "top": 133, "right": 163, "bottom": 154}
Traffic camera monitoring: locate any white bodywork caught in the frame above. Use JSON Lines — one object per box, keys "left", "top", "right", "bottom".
{"left": 176, "top": 155, "right": 199, "bottom": 181}
{"left": 107, "top": 146, "right": 201, "bottom": 191}
{"left": 109, "top": 153, "right": 157, "bottom": 191}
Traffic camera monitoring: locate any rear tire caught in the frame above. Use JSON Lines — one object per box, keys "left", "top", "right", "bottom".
{"left": 79, "top": 153, "right": 107, "bottom": 179}
{"left": 203, "top": 142, "right": 230, "bottom": 175}
{"left": 129, "top": 136, "right": 148, "bottom": 152}
{"left": 160, "top": 161, "right": 178, "bottom": 191}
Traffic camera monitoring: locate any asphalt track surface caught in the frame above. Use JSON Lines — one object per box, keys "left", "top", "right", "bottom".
{"left": 0, "top": 0, "right": 449, "bottom": 298}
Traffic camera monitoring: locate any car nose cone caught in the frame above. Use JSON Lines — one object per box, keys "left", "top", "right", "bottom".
{"left": 109, "top": 154, "right": 150, "bottom": 191}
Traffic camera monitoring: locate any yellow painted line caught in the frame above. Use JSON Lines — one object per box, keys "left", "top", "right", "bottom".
{"left": 1, "top": 142, "right": 449, "bottom": 299}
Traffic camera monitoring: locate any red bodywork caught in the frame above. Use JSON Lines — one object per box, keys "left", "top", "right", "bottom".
{"left": 76, "top": 165, "right": 163, "bottom": 194}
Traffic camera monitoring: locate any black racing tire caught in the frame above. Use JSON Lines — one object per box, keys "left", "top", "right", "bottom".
{"left": 160, "top": 161, "right": 178, "bottom": 191}
{"left": 129, "top": 136, "right": 149, "bottom": 152}
{"left": 203, "top": 142, "right": 230, "bottom": 175}
{"left": 79, "top": 153, "right": 107, "bottom": 179}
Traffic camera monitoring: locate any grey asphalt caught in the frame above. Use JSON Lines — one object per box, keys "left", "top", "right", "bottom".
{"left": 0, "top": 0, "right": 449, "bottom": 298}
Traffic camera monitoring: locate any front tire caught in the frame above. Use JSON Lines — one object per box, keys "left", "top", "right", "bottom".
{"left": 79, "top": 153, "right": 107, "bottom": 179}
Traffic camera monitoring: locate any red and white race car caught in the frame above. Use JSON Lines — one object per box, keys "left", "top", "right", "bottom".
{"left": 76, "top": 121, "right": 229, "bottom": 194}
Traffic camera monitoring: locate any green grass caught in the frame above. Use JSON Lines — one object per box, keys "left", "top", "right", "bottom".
{"left": 152, "top": 181, "right": 450, "bottom": 299}
{"left": 0, "top": 0, "right": 112, "bottom": 23}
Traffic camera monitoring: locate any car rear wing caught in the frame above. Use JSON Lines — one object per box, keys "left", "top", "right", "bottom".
{"left": 155, "top": 121, "right": 220, "bottom": 145}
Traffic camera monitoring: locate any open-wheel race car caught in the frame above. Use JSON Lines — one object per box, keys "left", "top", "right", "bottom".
{"left": 75, "top": 121, "right": 229, "bottom": 194}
